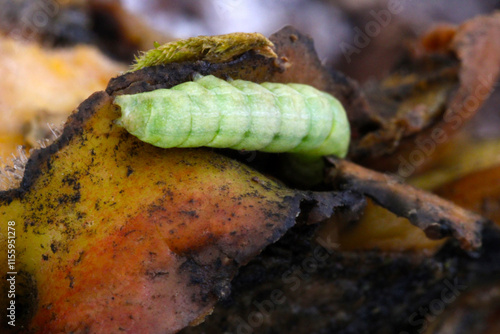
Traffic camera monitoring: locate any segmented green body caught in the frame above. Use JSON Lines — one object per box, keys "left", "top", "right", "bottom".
{"left": 114, "top": 75, "right": 350, "bottom": 157}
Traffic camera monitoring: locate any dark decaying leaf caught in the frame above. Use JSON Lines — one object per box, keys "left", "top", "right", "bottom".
{"left": 350, "top": 13, "right": 500, "bottom": 172}
{"left": 326, "top": 157, "right": 486, "bottom": 251}
{"left": 180, "top": 223, "right": 500, "bottom": 334}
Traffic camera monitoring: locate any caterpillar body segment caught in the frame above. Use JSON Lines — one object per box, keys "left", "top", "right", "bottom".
{"left": 114, "top": 75, "right": 350, "bottom": 157}
{"left": 228, "top": 80, "right": 281, "bottom": 151}
{"left": 258, "top": 83, "right": 310, "bottom": 152}
{"left": 281, "top": 83, "right": 334, "bottom": 153}
{"left": 169, "top": 82, "right": 220, "bottom": 147}
{"left": 192, "top": 75, "right": 251, "bottom": 148}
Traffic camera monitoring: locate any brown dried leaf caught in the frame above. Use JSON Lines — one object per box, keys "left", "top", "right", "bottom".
{"left": 326, "top": 156, "right": 486, "bottom": 251}
{"left": 350, "top": 13, "right": 500, "bottom": 172}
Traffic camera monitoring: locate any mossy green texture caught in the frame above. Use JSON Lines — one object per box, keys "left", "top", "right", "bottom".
{"left": 130, "top": 32, "right": 277, "bottom": 72}
{"left": 114, "top": 75, "right": 351, "bottom": 157}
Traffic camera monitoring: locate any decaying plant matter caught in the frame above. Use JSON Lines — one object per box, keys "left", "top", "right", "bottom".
{"left": 326, "top": 157, "right": 485, "bottom": 251}
{"left": 350, "top": 13, "right": 500, "bottom": 173}
{"left": 1, "top": 10, "right": 500, "bottom": 334}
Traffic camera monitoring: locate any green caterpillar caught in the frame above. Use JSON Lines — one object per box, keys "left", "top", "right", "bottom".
{"left": 114, "top": 75, "right": 350, "bottom": 157}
